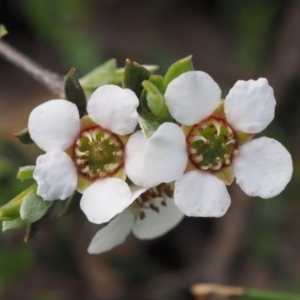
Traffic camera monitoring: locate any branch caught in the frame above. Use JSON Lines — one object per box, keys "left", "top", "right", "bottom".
{"left": 0, "top": 40, "right": 64, "bottom": 97}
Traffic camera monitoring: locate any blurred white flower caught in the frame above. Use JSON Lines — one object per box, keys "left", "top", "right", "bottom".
{"left": 88, "top": 184, "right": 184, "bottom": 254}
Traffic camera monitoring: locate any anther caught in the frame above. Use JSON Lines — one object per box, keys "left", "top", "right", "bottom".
{"left": 212, "top": 160, "right": 222, "bottom": 170}
{"left": 83, "top": 131, "right": 93, "bottom": 141}
{"left": 75, "top": 148, "right": 87, "bottom": 157}
{"left": 201, "top": 165, "right": 210, "bottom": 170}
{"left": 233, "top": 149, "right": 239, "bottom": 156}
{"left": 190, "top": 148, "right": 197, "bottom": 154}
{"left": 139, "top": 211, "right": 146, "bottom": 220}
{"left": 224, "top": 154, "right": 231, "bottom": 165}
{"left": 76, "top": 139, "right": 82, "bottom": 147}
{"left": 161, "top": 200, "right": 167, "bottom": 206}
{"left": 189, "top": 135, "right": 208, "bottom": 143}
{"left": 81, "top": 165, "right": 90, "bottom": 173}
{"left": 193, "top": 154, "right": 203, "bottom": 163}
{"left": 226, "top": 139, "right": 236, "bottom": 146}
{"left": 211, "top": 119, "right": 221, "bottom": 136}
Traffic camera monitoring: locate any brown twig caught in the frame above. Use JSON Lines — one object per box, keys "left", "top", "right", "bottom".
{"left": 191, "top": 283, "right": 245, "bottom": 300}
{"left": 0, "top": 40, "right": 64, "bottom": 97}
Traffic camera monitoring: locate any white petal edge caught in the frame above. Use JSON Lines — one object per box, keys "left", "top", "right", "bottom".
{"left": 80, "top": 178, "right": 132, "bottom": 224}
{"left": 174, "top": 170, "right": 231, "bottom": 217}
{"left": 133, "top": 196, "right": 184, "bottom": 240}
{"left": 88, "top": 208, "right": 135, "bottom": 254}
{"left": 225, "top": 78, "right": 276, "bottom": 133}
{"left": 144, "top": 123, "right": 188, "bottom": 185}
{"left": 87, "top": 85, "right": 139, "bottom": 135}
{"left": 28, "top": 100, "right": 80, "bottom": 152}
{"left": 33, "top": 150, "right": 78, "bottom": 201}
{"left": 233, "top": 137, "right": 293, "bottom": 198}
{"left": 165, "top": 71, "right": 221, "bottom": 125}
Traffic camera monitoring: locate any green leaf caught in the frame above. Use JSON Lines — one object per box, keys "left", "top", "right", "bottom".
{"left": 0, "top": 184, "right": 37, "bottom": 220}
{"left": 111, "top": 65, "right": 159, "bottom": 85}
{"left": 17, "top": 165, "right": 35, "bottom": 180}
{"left": 163, "top": 55, "right": 193, "bottom": 90}
{"left": 14, "top": 128, "right": 33, "bottom": 144}
{"left": 59, "top": 190, "right": 81, "bottom": 217}
{"left": 139, "top": 113, "right": 173, "bottom": 137}
{"left": 24, "top": 202, "right": 55, "bottom": 242}
{"left": 79, "top": 59, "right": 117, "bottom": 89}
{"left": 2, "top": 217, "right": 29, "bottom": 232}
{"left": 142, "top": 80, "right": 165, "bottom": 117}
{"left": 0, "top": 25, "right": 8, "bottom": 38}
{"left": 123, "top": 59, "right": 150, "bottom": 97}
{"left": 20, "top": 185, "right": 52, "bottom": 223}
{"left": 64, "top": 68, "right": 86, "bottom": 117}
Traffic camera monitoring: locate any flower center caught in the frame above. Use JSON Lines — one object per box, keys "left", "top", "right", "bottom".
{"left": 134, "top": 183, "right": 173, "bottom": 220}
{"left": 186, "top": 117, "right": 238, "bottom": 171}
{"left": 73, "top": 126, "right": 124, "bottom": 179}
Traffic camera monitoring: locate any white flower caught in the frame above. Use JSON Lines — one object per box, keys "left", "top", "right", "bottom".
{"left": 126, "top": 71, "right": 293, "bottom": 217}
{"left": 28, "top": 85, "right": 139, "bottom": 224}
{"left": 88, "top": 184, "right": 184, "bottom": 254}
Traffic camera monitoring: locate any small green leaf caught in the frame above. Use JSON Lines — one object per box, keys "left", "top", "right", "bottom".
{"left": 0, "top": 184, "right": 37, "bottom": 220}
{"left": 64, "top": 68, "right": 86, "bottom": 117}
{"left": 2, "top": 217, "right": 29, "bottom": 232}
{"left": 17, "top": 166, "right": 35, "bottom": 180}
{"left": 163, "top": 55, "right": 193, "bottom": 90}
{"left": 0, "top": 25, "right": 8, "bottom": 39}
{"left": 111, "top": 65, "right": 159, "bottom": 85}
{"left": 79, "top": 59, "right": 117, "bottom": 89}
{"left": 24, "top": 202, "right": 55, "bottom": 242}
{"left": 149, "top": 75, "right": 164, "bottom": 93}
{"left": 14, "top": 128, "right": 33, "bottom": 144}
{"left": 142, "top": 80, "right": 165, "bottom": 117}
{"left": 123, "top": 59, "right": 150, "bottom": 97}
{"left": 20, "top": 185, "right": 52, "bottom": 223}
{"left": 139, "top": 113, "right": 173, "bottom": 137}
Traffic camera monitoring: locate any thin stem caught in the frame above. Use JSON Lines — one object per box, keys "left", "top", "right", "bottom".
{"left": 0, "top": 40, "right": 64, "bottom": 97}
{"left": 242, "top": 289, "right": 300, "bottom": 300}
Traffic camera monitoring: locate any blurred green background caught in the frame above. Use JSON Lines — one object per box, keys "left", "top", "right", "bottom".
{"left": 0, "top": 0, "right": 300, "bottom": 299}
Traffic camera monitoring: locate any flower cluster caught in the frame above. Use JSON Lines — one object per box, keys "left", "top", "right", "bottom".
{"left": 2, "top": 57, "right": 293, "bottom": 254}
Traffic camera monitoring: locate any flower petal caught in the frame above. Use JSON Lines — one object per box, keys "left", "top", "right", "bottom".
{"left": 132, "top": 196, "right": 184, "bottom": 239}
{"left": 88, "top": 208, "right": 135, "bottom": 254}
{"left": 165, "top": 71, "right": 221, "bottom": 125}
{"left": 87, "top": 85, "right": 139, "bottom": 135}
{"left": 33, "top": 150, "right": 78, "bottom": 201}
{"left": 80, "top": 178, "right": 132, "bottom": 224}
{"left": 174, "top": 170, "right": 231, "bottom": 217}
{"left": 225, "top": 78, "right": 276, "bottom": 133}
{"left": 28, "top": 100, "right": 80, "bottom": 152}
{"left": 234, "top": 137, "right": 293, "bottom": 198}
{"left": 125, "top": 130, "right": 159, "bottom": 187}
{"left": 125, "top": 123, "right": 188, "bottom": 188}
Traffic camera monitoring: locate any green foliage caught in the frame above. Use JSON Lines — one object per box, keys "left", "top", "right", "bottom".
{"left": 163, "top": 55, "right": 193, "bottom": 90}
{"left": 17, "top": 166, "right": 35, "bottom": 180}
{"left": 142, "top": 80, "right": 165, "bottom": 117}
{"left": 14, "top": 128, "right": 33, "bottom": 144}
{"left": 79, "top": 59, "right": 117, "bottom": 92}
{"left": 2, "top": 217, "right": 29, "bottom": 232}
{"left": 123, "top": 60, "right": 151, "bottom": 97}
{"left": 20, "top": 185, "right": 52, "bottom": 223}
{"left": 0, "top": 25, "right": 8, "bottom": 38}
{"left": 64, "top": 68, "right": 86, "bottom": 117}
